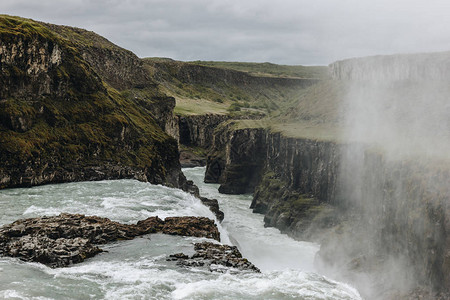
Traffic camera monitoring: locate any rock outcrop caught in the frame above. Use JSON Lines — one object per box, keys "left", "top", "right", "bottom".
{"left": 168, "top": 114, "right": 230, "bottom": 148}
{"left": 204, "top": 121, "right": 267, "bottom": 194}
{"left": 168, "top": 241, "right": 260, "bottom": 273}
{"left": 0, "top": 213, "right": 220, "bottom": 267}
{"left": 0, "top": 15, "right": 186, "bottom": 190}
{"left": 147, "top": 59, "right": 320, "bottom": 89}
{"left": 167, "top": 114, "right": 230, "bottom": 168}
{"left": 199, "top": 197, "right": 224, "bottom": 222}
{"left": 329, "top": 51, "right": 450, "bottom": 82}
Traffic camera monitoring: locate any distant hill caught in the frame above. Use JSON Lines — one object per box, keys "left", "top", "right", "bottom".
{"left": 188, "top": 61, "right": 328, "bottom": 79}
{"left": 144, "top": 57, "right": 324, "bottom": 118}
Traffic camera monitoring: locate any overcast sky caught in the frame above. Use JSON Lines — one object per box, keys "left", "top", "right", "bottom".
{"left": 3, "top": 0, "right": 450, "bottom": 65}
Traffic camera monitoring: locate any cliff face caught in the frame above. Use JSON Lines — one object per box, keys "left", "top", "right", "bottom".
{"left": 203, "top": 121, "right": 267, "bottom": 194}
{"left": 329, "top": 51, "right": 450, "bottom": 82}
{"left": 167, "top": 114, "right": 230, "bottom": 148}
{"left": 148, "top": 60, "right": 320, "bottom": 89}
{"left": 206, "top": 124, "right": 450, "bottom": 298}
{"left": 0, "top": 15, "right": 184, "bottom": 189}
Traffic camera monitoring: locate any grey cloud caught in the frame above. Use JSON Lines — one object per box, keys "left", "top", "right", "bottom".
{"left": 2, "top": 0, "right": 450, "bottom": 65}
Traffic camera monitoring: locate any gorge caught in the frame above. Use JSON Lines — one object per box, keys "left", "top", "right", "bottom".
{"left": 1, "top": 15, "right": 450, "bottom": 300}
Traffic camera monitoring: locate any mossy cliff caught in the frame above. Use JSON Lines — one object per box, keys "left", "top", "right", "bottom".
{"left": 0, "top": 15, "right": 184, "bottom": 189}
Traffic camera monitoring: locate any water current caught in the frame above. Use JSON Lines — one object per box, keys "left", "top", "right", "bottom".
{"left": 0, "top": 167, "right": 361, "bottom": 299}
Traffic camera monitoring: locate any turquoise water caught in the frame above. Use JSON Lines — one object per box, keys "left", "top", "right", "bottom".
{"left": 0, "top": 167, "right": 361, "bottom": 299}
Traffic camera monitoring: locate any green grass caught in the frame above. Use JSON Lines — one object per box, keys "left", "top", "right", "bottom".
{"left": 270, "top": 122, "right": 341, "bottom": 142}
{"left": 174, "top": 97, "right": 229, "bottom": 115}
{"left": 144, "top": 58, "right": 328, "bottom": 118}
{"left": 0, "top": 15, "right": 57, "bottom": 43}
{"left": 144, "top": 57, "right": 345, "bottom": 141}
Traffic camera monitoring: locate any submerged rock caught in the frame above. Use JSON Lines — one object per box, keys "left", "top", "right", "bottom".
{"left": 0, "top": 213, "right": 220, "bottom": 267}
{"left": 168, "top": 241, "right": 260, "bottom": 273}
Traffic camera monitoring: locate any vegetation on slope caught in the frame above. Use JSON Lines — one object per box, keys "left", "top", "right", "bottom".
{"left": 144, "top": 57, "right": 323, "bottom": 119}
{"left": 0, "top": 15, "right": 180, "bottom": 188}
{"left": 188, "top": 61, "right": 329, "bottom": 79}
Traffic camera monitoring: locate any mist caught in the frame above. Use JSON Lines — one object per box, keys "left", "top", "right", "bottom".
{"left": 322, "top": 53, "right": 450, "bottom": 298}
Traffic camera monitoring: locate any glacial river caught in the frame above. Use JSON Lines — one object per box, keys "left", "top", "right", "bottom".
{"left": 0, "top": 167, "right": 361, "bottom": 299}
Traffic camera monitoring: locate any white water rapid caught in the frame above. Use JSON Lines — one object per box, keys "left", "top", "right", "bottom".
{"left": 0, "top": 167, "right": 361, "bottom": 299}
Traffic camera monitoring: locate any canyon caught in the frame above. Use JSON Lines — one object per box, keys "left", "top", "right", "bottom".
{"left": 1, "top": 15, "right": 449, "bottom": 299}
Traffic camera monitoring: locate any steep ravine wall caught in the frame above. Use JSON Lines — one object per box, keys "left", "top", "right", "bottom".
{"left": 205, "top": 125, "right": 450, "bottom": 298}
{"left": 149, "top": 60, "right": 320, "bottom": 89}
{"left": 329, "top": 51, "right": 450, "bottom": 82}
{"left": 166, "top": 114, "right": 230, "bottom": 148}
{"left": 0, "top": 16, "right": 187, "bottom": 190}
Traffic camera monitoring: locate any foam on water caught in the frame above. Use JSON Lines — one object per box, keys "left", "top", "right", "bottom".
{"left": 172, "top": 270, "right": 361, "bottom": 300}
{"left": 183, "top": 167, "right": 320, "bottom": 272}
{"left": 0, "top": 168, "right": 361, "bottom": 299}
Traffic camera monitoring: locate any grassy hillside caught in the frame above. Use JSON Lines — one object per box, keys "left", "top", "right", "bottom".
{"left": 188, "top": 61, "right": 329, "bottom": 79}
{"left": 0, "top": 15, "right": 180, "bottom": 188}
{"left": 144, "top": 58, "right": 323, "bottom": 119}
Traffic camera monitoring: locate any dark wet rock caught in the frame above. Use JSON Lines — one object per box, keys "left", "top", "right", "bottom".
{"left": 162, "top": 217, "right": 220, "bottom": 241}
{"left": 180, "top": 179, "right": 200, "bottom": 197}
{"left": 167, "top": 253, "right": 189, "bottom": 261}
{"left": 179, "top": 150, "right": 207, "bottom": 168}
{"left": 199, "top": 197, "right": 224, "bottom": 222}
{"left": 0, "top": 213, "right": 220, "bottom": 267}
{"left": 169, "top": 241, "right": 260, "bottom": 273}
{"left": 204, "top": 122, "right": 267, "bottom": 194}
{"left": 177, "top": 179, "right": 224, "bottom": 222}
{"left": 135, "top": 216, "right": 165, "bottom": 234}
{"left": 167, "top": 114, "right": 231, "bottom": 149}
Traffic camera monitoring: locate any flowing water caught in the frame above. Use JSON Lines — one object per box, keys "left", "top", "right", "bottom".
{"left": 0, "top": 167, "right": 361, "bottom": 299}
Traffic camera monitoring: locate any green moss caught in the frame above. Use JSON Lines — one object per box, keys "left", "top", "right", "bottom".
{"left": 0, "top": 15, "right": 56, "bottom": 41}
{"left": 0, "top": 16, "right": 179, "bottom": 186}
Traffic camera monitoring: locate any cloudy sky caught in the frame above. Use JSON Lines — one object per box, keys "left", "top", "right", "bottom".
{"left": 3, "top": 0, "right": 450, "bottom": 65}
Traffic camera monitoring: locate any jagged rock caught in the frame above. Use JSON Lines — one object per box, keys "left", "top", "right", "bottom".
{"left": 169, "top": 241, "right": 260, "bottom": 273}
{"left": 205, "top": 122, "right": 267, "bottom": 194}
{"left": 179, "top": 150, "right": 207, "bottom": 168}
{"left": 162, "top": 217, "right": 220, "bottom": 241}
{"left": 167, "top": 253, "right": 189, "bottom": 261}
{"left": 0, "top": 213, "right": 220, "bottom": 267}
{"left": 200, "top": 197, "right": 224, "bottom": 222}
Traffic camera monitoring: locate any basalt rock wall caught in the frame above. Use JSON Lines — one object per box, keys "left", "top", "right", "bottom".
{"left": 149, "top": 60, "right": 320, "bottom": 89}
{"left": 205, "top": 124, "right": 450, "bottom": 297}
{"left": 166, "top": 114, "right": 230, "bottom": 148}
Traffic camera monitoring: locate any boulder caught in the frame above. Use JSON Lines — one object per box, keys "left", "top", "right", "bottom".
{"left": 168, "top": 241, "right": 260, "bottom": 273}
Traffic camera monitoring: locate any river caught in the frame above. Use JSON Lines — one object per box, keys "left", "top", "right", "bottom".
{"left": 0, "top": 167, "right": 361, "bottom": 299}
